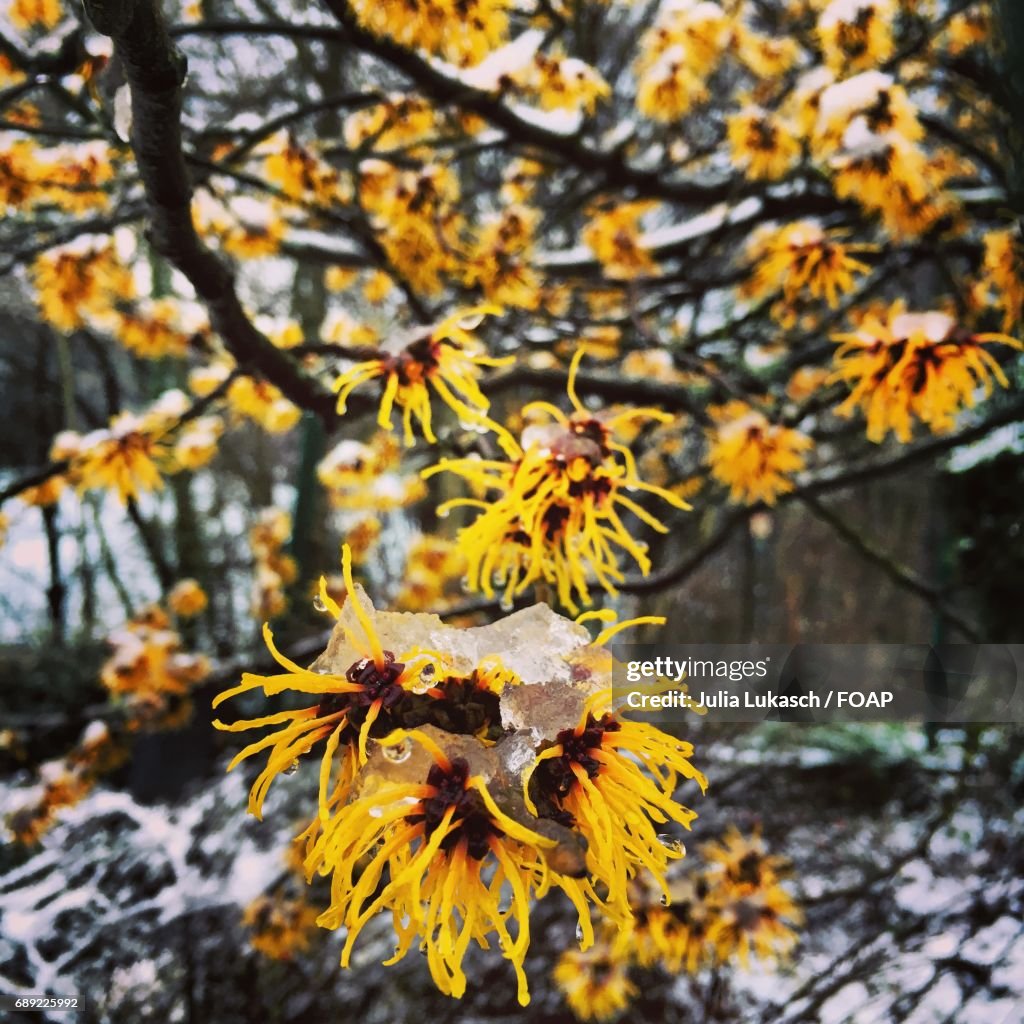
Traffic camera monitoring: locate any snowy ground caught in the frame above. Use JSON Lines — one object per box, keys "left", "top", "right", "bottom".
{"left": 1, "top": 724, "right": 1021, "bottom": 1023}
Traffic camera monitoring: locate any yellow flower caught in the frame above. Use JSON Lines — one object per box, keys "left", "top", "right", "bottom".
{"left": 363, "top": 270, "right": 395, "bottom": 303}
{"left": 744, "top": 221, "right": 872, "bottom": 308}
{"left": 702, "top": 830, "right": 802, "bottom": 967}
{"left": 262, "top": 131, "right": 340, "bottom": 204}
{"left": 396, "top": 535, "right": 467, "bottom": 611}
{"left": 829, "top": 130, "right": 948, "bottom": 238}
{"left": 706, "top": 884, "right": 802, "bottom": 966}
{"left": 818, "top": 0, "right": 895, "bottom": 73}
{"left": 244, "top": 895, "right": 320, "bottom": 960}
{"left": 635, "top": 1, "right": 730, "bottom": 121}
{"left": 983, "top": 228, "right": 1024, "bottom": 333}
{"left": 101, "top": 605, "right": 209, "bottom": 720}
{"left": 32, "top": 240, "right": 134, "bottom": 332}
{"left": 727, "top": 108, "right": 801, "bottom": 181}
{"left": 214, "top": 546, "right": 433, "bottom": 820}
{"left": 108, "top": 298, "right": 193, "bottom": 359}
{"left": 707, "top": 402, "right": 813, "bottom": 506}
{"left": 702, "top": 825, "right": 790, "bottom": 893}
{"left": 736, "top": 27, "right": 800, "bottom": 79}
{"left": 188, "top": 361, "right": 232, "bottom": 397}
{"left": 466, "top": 207, "right": 542, "bottom": 310}
{"left": 344, "top": 517, "right": 382, "bottom": 562}
{"left": 19, "top": 476, "right": 66, "bottom": 507}
{"left": 324, "top": 265, "right": 359, "bottom": 292}
{"left": 346, "top": 96, "right": 428, "bottom": 150}
{"left": 425, "top": 349, "right": 691, "bottom": 612}
{"left": 172, "top": 416, "right": 223, "bottom": 471}
{"left": 307, "top": 731, "right": 573, "bottom": 1005}
{"left": 632, "top": 873, "right": 717, "bottom": 973}
{"left": 358, "top": 161, "right": 462, "bottom": 295}
{"left": 554, "top": 934, "right": 637, "bottom": 1022}
{"left": 582, "top": 201, "right": 659, "bottom": 280}
{"left": 813, "top": 72, "right": 922, "bottom": 157}
{"left": 71, "top": 413, "right": 167, "bottom": 504}
{"left": 8, "top": 762, "right": 92, "bottom": 846}
{"left": 348, "top": 0, "right": 508, "bottom": 63}
{"left": 523, "top": 696, "right": 707, "bottom": 921}
{"left": 531, "top": 53, "right": 609, "bottom": 115}
{"left": 787, "top": 366, "right": 831, "bottom": 402}
{"left": 943, "top": 8, "right": 990, "bottom": 55}
{"left": 317, "top": 434, "right": 423, "bottom": 510}
{"left": 333, "top": 305, "right": 511, "bottom": 445}
{"left": 249, "top": 508, "right": 297, "bottom": 619}
{"left": 218, "top": 200, "right": 286, "bottom": 259}
{"left": 9, "top": 0, "right": 63, "bottom": 31}
{"left": 228, "top": 376, "right": 302, "bottom": 433}
{"left": 831, "top": 306, "right": 1023, "bottom": 442}
{"left": 168, "top": 578, "right": 208, "bottom": 618}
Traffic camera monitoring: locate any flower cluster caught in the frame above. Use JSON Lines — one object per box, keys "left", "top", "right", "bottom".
{"left": 707, "top": 401, "right": 813, "bottom": 506}
{"left": 395, "top": 535, "right": 468, "bottom": 611}
{"left": 334, "top": 305, "right": 510, "bottom": 445}
{"left": 634, "top": 827, "right": 802, "bottom": 973}
{"left": 357, "top": 161, "right": 463, "bottom": 295}
{"left": 250, "top": 508, "right": 298, "bottom": 620}
{"left": 100, "top": 605, "right": 210, "bottom": 726}
{"left": 426, "top": 350, "right": 690, "bottom": 612}
{"left": 6, "top": 722, "right": 125, "bottom": 846}
{"left": 32, "top": 238, "right": 133, "bottom": 333}
{"left": 743, "top": 220, "right": 873, "bottom": 314}
{"left": 582, "top": 202, "right": 659, "bottom": 281}
{"left": 635, "top": 1, "right": 732, "bottom": 122}
{"left": 983, "top": 228, "right": 1024, "bottom": 333}
{"left": 348, "top": 0, "right": 509, "bottom": 63}
{"left": 727, "top": 108, "right": 800, "bottom": 181}
{"left": 214, "top": 547, "right": 706, "bottom": 1004}
{"left": 832, "top": 306, "right": 1022, "bottom": 442}
{"left": 2, "top": 138, "right": 114, "bottom": 217}
{"left": 553, "top": 827, "right": 802, "bottom": 1021}
{"left": 317, "top": 433, "right": 425, "bottom": 510}
{"left": 60, "top": 412, "right": 167, "bottom": 505}
{"left": 243, "top": 894, "right": 320, "bottom": 961}
{"left": 168, "top": 578, "right": 209, "bottom": 618}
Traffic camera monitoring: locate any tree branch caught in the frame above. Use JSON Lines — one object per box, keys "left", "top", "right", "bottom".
{"left": 82, "top": 0, "right": 340, "bottom": 425}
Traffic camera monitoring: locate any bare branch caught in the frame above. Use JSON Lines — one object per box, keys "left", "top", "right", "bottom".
{"left": 81, "top": 0, "right": 341, "bottom": 425}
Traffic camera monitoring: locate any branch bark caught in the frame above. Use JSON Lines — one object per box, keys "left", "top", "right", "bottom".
{"left": 82, "top": 0, "right": 340, "bottom": 425}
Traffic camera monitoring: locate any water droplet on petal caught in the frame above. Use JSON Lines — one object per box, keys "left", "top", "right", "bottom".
{"left": 499, "top": 596, "right": 514, "bottom": 612}
{"left": 438, "top": 508, "right": 450, "bottom": 519}
{"left": 411, "top": 664, "right": 436, "bottom": 694}
{"left": 456, "top": 312, "right": 486, "bottom": 330}
{"left": 382, "top": 739, "right": 412, "bottom": 764}
{"left": 369, "top": 805, "right": 384, "bottom": 818}
{"left": 657, "top": 834, "right": 685, "bottom": 855}
{"left": 575, "top": 921, "right": 585, "bottom": 943}
{"left": 312, "top": 594, "right": 327, "bottom": 613}
{"left": 660, "top": 894, "right": 671, "bottom": 907}
{"left": 283, "top": 760, "right": 300, "bottom": 776}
